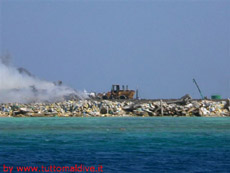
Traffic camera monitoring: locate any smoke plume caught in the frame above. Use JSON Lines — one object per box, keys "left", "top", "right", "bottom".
{"left": 0, "top": 55, "right": 87, "bottom": 103}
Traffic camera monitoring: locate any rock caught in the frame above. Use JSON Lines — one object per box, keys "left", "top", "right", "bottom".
{"left": 100, "top": 107, "right": 108, "bottom": 114}
{"left": 225, "top": 99, "right": 230, "bottom": 111}
{"left": 180, "top": 94, "right": 192, "bottom": 105}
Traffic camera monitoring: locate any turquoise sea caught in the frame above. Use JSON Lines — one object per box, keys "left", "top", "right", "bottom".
{"left": 0, "top": 117, "right": 230, "bottom": 173}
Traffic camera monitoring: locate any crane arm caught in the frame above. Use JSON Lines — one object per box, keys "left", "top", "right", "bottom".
{"left": 193, "top": 78, "right": 204, "bottom": 99}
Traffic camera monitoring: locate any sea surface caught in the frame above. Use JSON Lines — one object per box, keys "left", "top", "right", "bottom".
{"left": 0, "top": 117, "right": 230, "bottom": 173}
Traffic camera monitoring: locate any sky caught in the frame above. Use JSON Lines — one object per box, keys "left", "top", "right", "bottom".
{"left": 0, "top": 0, "right": 229, "bottom": 99}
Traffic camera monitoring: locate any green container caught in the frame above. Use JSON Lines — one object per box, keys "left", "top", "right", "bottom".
{"left": 211, "top": 95, "right": 221, "bottom": 100}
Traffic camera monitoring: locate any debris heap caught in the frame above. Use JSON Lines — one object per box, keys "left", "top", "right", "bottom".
{"left": 0, "top": 97, "right": 229, "bottom": 117}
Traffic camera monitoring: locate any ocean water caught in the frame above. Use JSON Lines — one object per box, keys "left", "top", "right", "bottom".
{"left": 0, "top": 117, "right": 230, "bottom": 173}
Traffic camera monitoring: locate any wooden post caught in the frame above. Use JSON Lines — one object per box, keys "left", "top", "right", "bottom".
{"left": 160, "top": 100, "right": 164, "bottom": 116}
{"left": 136, "top": 89, "right": 139, "bottom": 99}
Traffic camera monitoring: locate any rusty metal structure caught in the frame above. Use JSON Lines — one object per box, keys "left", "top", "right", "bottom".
{"left": 101, "top": 85, "right": 135, "bottom": 99}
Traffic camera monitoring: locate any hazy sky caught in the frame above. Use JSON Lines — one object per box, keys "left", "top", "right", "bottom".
{"left": 0, "top": 0, "right": 229, "bottom": 99}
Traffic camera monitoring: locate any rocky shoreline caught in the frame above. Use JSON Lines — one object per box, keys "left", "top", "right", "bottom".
{"left": 0, "top": 96, "right": 230, "bottom": 117}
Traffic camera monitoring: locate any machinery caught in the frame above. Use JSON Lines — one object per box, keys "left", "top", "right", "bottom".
{"left": 193, "top": 78, "right": 204, "bottom": 99}
{"left": 101, "top": 85, "right": 135, "bottom": 99}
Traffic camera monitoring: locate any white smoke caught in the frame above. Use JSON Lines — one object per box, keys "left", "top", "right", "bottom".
{"left": 0, "top": 55, "right": 88, "bottom": 103}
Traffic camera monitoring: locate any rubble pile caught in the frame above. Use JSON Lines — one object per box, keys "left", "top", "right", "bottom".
{"left": 0, "top": 97, "right": 229, "bottom": 117}
{"left": 0, "top": 100, "right": 126, "bottom": 117}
